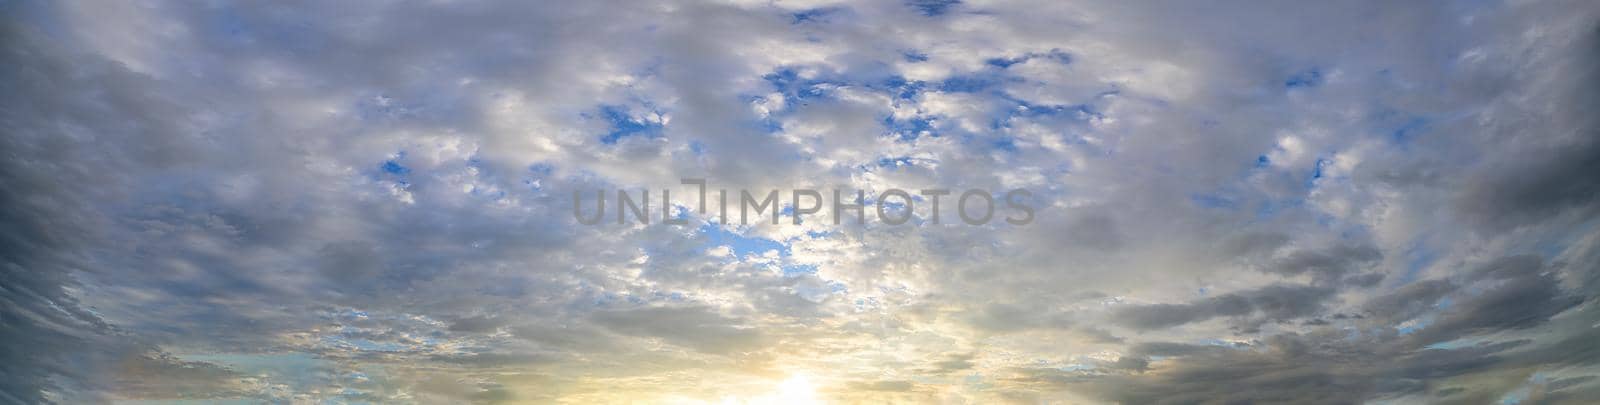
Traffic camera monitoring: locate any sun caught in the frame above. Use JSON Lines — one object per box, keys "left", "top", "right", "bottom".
{"left": 774, "top": 374, "right": 820, "bottom": 404}
{"left": 720, "top": 374, "right": 822, "bottom": 405}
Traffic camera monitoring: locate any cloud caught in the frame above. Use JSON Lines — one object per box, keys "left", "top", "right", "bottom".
{"left": 591, "top": 305, "right": 769, "bottom": 355}
{"left": 1112, "top": 283, "right": 1339, "bottom": 331}
{"left": 2, "top": 0, "right": 1599, "bottom": 402}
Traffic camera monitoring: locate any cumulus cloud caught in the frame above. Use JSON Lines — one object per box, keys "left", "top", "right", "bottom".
{"left": 2, "top": 0, "right": 1599, "bottom": 403}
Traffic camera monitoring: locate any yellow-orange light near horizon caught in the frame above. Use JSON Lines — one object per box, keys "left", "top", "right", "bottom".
{"left": 720, "top": 374, "right": 821, "bottom": 405}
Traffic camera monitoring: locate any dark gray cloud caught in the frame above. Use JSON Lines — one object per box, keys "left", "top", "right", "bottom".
{"left": 0, "top": 16, "right": 167, "bottom": 403}
{"left": 1113, "top": 284, "right": 1338, "bottom": 331}
{"left": 1263, "top": 243, "right": 1382, "bottom": 285}
{"left": 1068, "top": 252, "right": 1597, "bottom": 404}
{"left": 1456, "top": 21, "right": 1600, "bottom": 232}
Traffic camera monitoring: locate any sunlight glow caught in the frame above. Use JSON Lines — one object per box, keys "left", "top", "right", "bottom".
{"left": 719, "top": 374, "right": 822, "bottom": 405}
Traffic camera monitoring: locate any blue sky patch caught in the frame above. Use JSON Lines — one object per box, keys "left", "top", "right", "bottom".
{"left": 791, "top": 8, "right": 839, "bottom": 24}
{"left": 876, "top": 75, "right": 926, "bottom": 100}
{"left": 884, "top": 115, "right": 936, "bottom": 141}
{"left": 986, "top": 50, "right": 1071, "bottom": 69}
{"left": 700, "top": 224, "right": 788, "bottom": 258}
{"left": 1309, "top": 157, "right": 1331, "bottom": 186}
{"left": 596, "top": 105, "right": 665, "bottom": 144}
{"left": 763, "top": 67, "right": 839, "bottom": 104}
{"left": 381, "top": 159, "right": 409, "bottom": 175}
{"left": 1285, "top": 69, "right": 1324, "bottom": 88}
{"left": 939, "top": 74, "right": 1005, "bottom": 93}
{"left": 1391, "top": 117, "right": 1429, "bottom": 143}
{"left": 986, "top": 56, "right": 1028, "bottom": 69}
{"left": 991, "top": 136, "right": 1018, "bottom": 152}
{"left": 876, "top": 156, "right": 917, "bottom": 169}
{"left": 908, "top": 0, "right": 961, "bottom": 16}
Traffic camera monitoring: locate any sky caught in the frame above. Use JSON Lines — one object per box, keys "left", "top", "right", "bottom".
{"left": 3, "top": 0, "right": 1600, "bottom": 403}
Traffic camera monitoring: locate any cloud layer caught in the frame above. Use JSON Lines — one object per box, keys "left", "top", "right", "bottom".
{"left": 3, "top": 0, "right": 1599, "bottom": 403}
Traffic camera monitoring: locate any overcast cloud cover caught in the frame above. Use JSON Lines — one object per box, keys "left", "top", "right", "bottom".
{"left": 3, "top": 0, "right": 1600, "bottom": 403}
